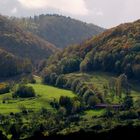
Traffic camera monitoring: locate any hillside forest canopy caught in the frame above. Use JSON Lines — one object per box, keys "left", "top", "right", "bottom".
{"left": 0, "top": 14, "right": 140, "bottom": 140}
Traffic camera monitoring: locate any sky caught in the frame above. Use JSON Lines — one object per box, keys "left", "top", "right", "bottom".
{"left": 0, "top": 0, "right": 140, "bottom": 28}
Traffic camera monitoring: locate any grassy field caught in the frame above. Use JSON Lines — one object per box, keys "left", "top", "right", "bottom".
{"left": 0, "top": 76, "right": 75, "bottom": 114}
{"left": 82, "top": 109, "right": 105, "bottom": 120}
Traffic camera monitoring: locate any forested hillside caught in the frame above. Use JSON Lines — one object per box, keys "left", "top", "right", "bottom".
{"left": 0, "top": 48, "right": 32, "bottom": 77}
{"left": 0, "top": 15, "right": 57, "bottom": 62}
{"left": 12, "top": 14, "right": 105, "bottom": 48}
{"left": 45, "top": 19, "right": 140, "bottom": 79}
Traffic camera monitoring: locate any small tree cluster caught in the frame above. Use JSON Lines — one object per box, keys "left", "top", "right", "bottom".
{"left": 107, "top": 74, "right": 131, "bottom": 101}
{"left": 13, "top": 85, "right": 36, "bottom": 98}
{"left": 58, "top": 96, "right": 82, "bottom": 115}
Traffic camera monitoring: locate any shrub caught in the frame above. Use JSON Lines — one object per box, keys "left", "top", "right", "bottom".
{"left": 71, "top": 98, "right": 81, "bottom": 114}
{"left": 0, "top": 83, "right": 10, "bottom": 94}
{"left": 50, "top": 99, "right": 59, "bottom": 109}
{"left": 58, "top": 107, "right": 67, "bottom": 116}
{"left": 59, "top": 96, "right": 73, "bottom": 115}
{"left": 18, "top": 104, "right": 28, "bottom": 114}
{"left": 134, "top": 99, "right": 140, "bottom": 109}
{"left": 119, "top": 110, "right": 138, "bottom": 120}
{"left": 20, "top": 75, "right": 36, "bottom": 84}
{"left": 30, "top": 77, "right": 36, "bottom": 84}
{"left": 2, "top": 96, "right": 11, "bottom": 104}
{"left": 42, "top": 68, "right": 52, "bottom": 84}
{"left": 50, "top": 73, "right": 58, "bottom": 85}
{"left": 59, "top": 96, "right": 72, "bottom": 107}
{"left": 43, "top": 74, "right": 50, "bottom": 84}
{"left": 132, "top": 64, "right": 140, "bottom": 78}
{"left": 13, "top": 85, "right": 36, "bottom": 98}
{"left": 122, "top": 96, "right": 133, "bottom": 110}
{"left": 131, "top": 43, "right": 140, "bottom": 52}
{"left": 87, "top": 95, "right": 100, "bottom": 107}
{"left": 67, "top": 114, "right": 80, "bottom": 122}
{"left": 104, "top": 108, "right": 114, "bottom": 118}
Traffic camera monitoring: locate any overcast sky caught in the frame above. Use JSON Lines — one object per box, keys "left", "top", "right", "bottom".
{"left": 0, "top": 0, "right": 140, "bottom": 28}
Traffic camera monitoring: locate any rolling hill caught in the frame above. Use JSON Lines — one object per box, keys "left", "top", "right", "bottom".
{"left": 0, "top": 15, "right": 57, "bottom": 62}
{"left": 12, "top": 14, "right": 105, "bottom": 48}
{"left": 45, "top": 19, "right": 140, "bottom": 79}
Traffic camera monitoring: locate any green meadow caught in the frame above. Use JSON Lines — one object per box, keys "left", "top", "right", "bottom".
{"left": 0, "top": 77, "right": 75, "bottom": 114}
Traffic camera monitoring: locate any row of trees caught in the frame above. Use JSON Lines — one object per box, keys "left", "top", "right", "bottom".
{"left": 43, "top": 69, "right": 133, "bottom": 110}
{"left": 43, "top": 72, "right": 102, "bottom": 108}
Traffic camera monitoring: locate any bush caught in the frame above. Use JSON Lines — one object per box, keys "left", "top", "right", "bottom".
{"left": 119, "top": 110, "right": 138, "bottom": 120}
{"left": 58, "top": 107, "right": 67, "bottom": 116}
{"left": 20, "top": 75, "right": 36, "bottom": 84}
{"left": 132, "top": 64, "right": 140, "bottom": 78}
{"left": 67, "top": 114, "right": 80, "bottom": 122}
{"left": 0, "top": 83, "right": 10, "bottom": 94}
{"left": 50, "top": 73, "right": 58, "bottom": 85}
{"left": 87, "top": 95, "right": 100, "bottom": 107}
{"left": 50, "top": 99, "right": 59, "bottom": 109}
{"left": 18, "top": 104, "right": 28, "bottom": 114}
{"left": 42, "top": 68, "right": 52, "bottom": 84}
{"left": 59, "top": 96, "right": 73, "bottom": 115}
{"left": 2, "top": 96, "right": 11, "bottom": 104}
{"left": 13, "top": 85, "right": 36, "bottom": 98}
{"left": 123, "top": 96, "right": 133, "bottom": 110}
{"left": 104, "top": 108, "right": 114, "bottom": 118}
{"left": 30, "top": 77, "right": 36, "bottom": 84}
